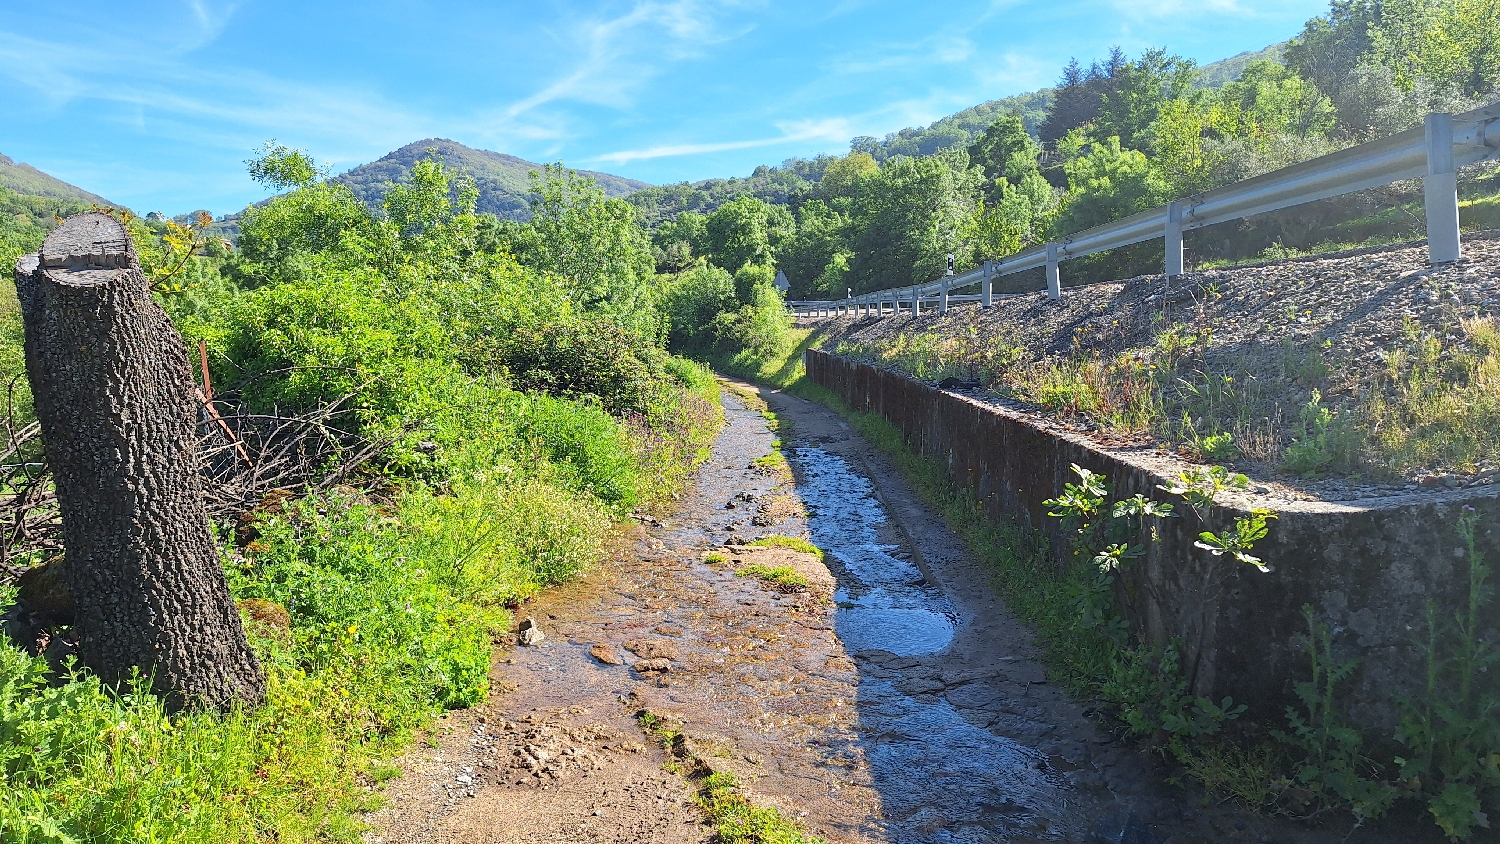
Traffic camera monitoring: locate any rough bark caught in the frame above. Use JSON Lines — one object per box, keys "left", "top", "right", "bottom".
{"left": 14, "top": 213, "right": 264, "bottom": 711}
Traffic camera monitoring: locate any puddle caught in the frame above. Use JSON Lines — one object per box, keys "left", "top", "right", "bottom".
{"left": 791, "top": 447, "right": 956, "bottom": 657}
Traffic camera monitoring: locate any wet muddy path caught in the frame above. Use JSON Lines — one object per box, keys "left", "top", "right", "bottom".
{"left": 368, "top": 381, "right": 1362, "bottom": 844}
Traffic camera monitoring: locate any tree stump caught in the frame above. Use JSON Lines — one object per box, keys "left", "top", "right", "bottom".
{"left": 14, "top": 213, "right": 264, "bottom": 711}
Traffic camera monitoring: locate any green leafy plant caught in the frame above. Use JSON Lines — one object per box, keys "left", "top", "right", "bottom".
{"left": 1200, "top": 431, "right": 1239, "bottom": 461}
{"left": 1045, "top": 466, "right": 1174, "bottom": 646}
{"left": 1272, "top": 605, "right": 1396, "bottom": 822}
{"left": 1283, "top": 390, "right": 1358, "bottom": 476}
{"left": 1104, "top": 641, "right": 1246, "bottom": 742}
{"left": 1394, "top": 507, "right": 1500, "bottom": 840}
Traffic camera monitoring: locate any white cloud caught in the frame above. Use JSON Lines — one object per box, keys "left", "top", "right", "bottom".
{"left": 829, "top": 33, "right": 978, "bottom": 74}
{"left": 505, "top": 0, "right": 757, "bottom": 118}
{"left": 181, "top": 0, "right": 245, "bottom": 50}
{"left": 591, "top": 117, "right": 851, "bottom": 163}
{"left": 1105, "top": 0, "right": 1318, "bottom": 20}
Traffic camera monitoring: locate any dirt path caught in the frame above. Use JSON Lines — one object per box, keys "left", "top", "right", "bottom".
{"left": 366, "top": 381, "right": 1397, "bottom": 844}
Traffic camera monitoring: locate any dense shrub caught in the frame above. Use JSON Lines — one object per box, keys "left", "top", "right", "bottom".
{"left": 498, "top": 319, "right": 671, "bottom": 418}
{"left": 0, "top": 149, "right": 724, "bottom": 842}
{"left": 660, "top": 264, "right": 736, "bottom": 353}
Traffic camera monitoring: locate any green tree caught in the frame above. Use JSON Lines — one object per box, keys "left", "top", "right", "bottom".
{"left": 1284, "top": 1, "right": 1382, "bottom": 109}
{"left": 818, "top": 152, "right": 878, "bottom": 200}
{"left": 702, "top": 196, "right": 794, "bottom": 270}
{"left": 659, "top": 264, "right": 735, "bottom": 353}
{"left": 1216, "top": 61, "right": 1337, "bottom": 139}
{"left": 1371, "top": 0, "right": 1500, "bottom": 97}
{"left": 234, "top": 180, "right": 372, "bottom": 287}
{"left": 776, "top": 199, "right": 852, "bottom": 298}
{"left": 967, "top": 113, "right": 1042, "bottom": 204}
{"left": 652, "top": 210, "right": 708, "bottom": 272}
{"left": 843, "top": 149, "right": 981, "bottom": 293}
{"left": 246, "top": 140, "right": 322, "bottom": 191}
{"left": 1412, "top": 0, "right": 1500, "bottom": 97}
{"left": 969, "top": 171, "right": 1056, "bottom": 259}
{"left": 1095, "top": 49, "right": 1197, "bottom": 150}
{"left": 1056, "top": 134, "right": 1170, "bottom": 236}
{"left": 503, "top": 165, "right": 658, "bottom": 339}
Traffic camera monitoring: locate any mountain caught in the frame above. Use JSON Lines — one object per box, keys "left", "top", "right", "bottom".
{"left": 0, "top": 153, "right": 117, "bottom": 207}
{"left": 1193, "top": 43, "right": 1287, "bottom": 89}
{"left": 332, "top": 139, "right": 651, "bottom": 220}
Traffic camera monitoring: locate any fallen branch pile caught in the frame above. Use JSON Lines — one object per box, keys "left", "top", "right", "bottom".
{"left": 0, "top": 367, "right": 391, "bottom": 584}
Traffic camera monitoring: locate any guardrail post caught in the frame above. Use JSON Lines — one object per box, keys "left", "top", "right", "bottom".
{"left": 1165, "top": 200, "right": 1185, "bottom": 280}
{"left": 1046, "top": 242, "right": 1062, "bottom": 301}
{"left": 1425, "top": 112, "right": 1461, "bottom": 263}
{"left": 982, "top": 260, "right": 994, "bottom": 308}
{"left": 940, "top": 276, "right": 950, "bottom": 314}
{"left": 912, "top": 287, "right": 920, "bottom": 316}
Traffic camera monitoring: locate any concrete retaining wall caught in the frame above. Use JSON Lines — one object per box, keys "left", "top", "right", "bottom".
{"left": 807, "top": 349, "right": 1500, "bottom": 730}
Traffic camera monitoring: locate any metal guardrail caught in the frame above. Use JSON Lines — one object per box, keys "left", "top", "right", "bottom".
{"left": 791, "top": 104, "right": 1500, "bottom": 318}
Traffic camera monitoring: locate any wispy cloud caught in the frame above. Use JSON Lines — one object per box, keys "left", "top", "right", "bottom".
{"left": 506, "top": 1, "right": 756, "bottom": 118}
{"left": 828, "top": 32, "right": 977, "bottom": 74}
{"left": 181, "top": 0, "right": 244, "bottom": 50}
{"left": 1105, "top": 0, "right": 1313, "bottom": 20}
{"left": 591, "top": 117, "right": 851, "bottom": 164}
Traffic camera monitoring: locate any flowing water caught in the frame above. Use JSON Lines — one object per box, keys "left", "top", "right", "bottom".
{"left": 790, "top": 445, "right": 1088, "bottom": 842}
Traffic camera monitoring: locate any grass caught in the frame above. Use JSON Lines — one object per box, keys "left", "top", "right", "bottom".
{"left": 634, "top": 710, "right": 823, "bottom": 844}
{"left": 714, "top": 327, "right": 820, "bottom": 396}
{"left": 746, "top": 535, "right": 824, "bottom": 561}
{"left": 696, "top": 771, "right": 824, "bottom": 844}
{"left": 0, "top": 484, "right": 519, "bottom": 842}
{"left": 835, "top": 301, "right": 1500, "bottom": 479}
{"left": 733, "top": 564, "right": 811, "bottom": 593}
{"left": 1367, "top": 316, "right": 1500, "bottom": 474}
{"left": 0, "top": 376, "right": 721, "bottom": 842}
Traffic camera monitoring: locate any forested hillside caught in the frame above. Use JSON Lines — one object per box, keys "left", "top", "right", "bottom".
{"left": 624, "top": 44, "right": 1285, "bottom": 225}
{"left": 0, "top": 152, "right": 116, "bottom": 207}
{"left": 636, "top": 0, "right": 1500, "bottom": 300}
{"left": 333, "top": 138, "right": 650, "bottom": 220}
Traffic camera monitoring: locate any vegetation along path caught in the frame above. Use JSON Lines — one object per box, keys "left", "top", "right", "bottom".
{"left": 365, "top": 380, "right": 1433, "bottom": 844}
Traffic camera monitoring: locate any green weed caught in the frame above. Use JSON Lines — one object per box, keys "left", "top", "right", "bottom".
{"left": 696, "top": 771, "right": 824, "bottom": 844}
{"left": 734, "top": 564, "right": 812, "bottom": 593}
{"left": 746, "top": 535, "right": 824, "bottom": 560}
{"left": 1393, "top": 508, "right": 1500, "bottom": 839}
{"left": 1366, "top": 317, "right": 1500, "bottom": 476}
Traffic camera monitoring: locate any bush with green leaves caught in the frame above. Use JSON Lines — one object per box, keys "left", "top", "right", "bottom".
{"left": 498, "top": 318, "right": 673, "bottom": 418}
{"left": 0, "top": 145, "right": 723, "bottom": 842}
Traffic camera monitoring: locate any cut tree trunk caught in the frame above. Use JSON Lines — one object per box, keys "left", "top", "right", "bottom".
{"left": 14, "top": 213, "right": 264, "bottom": 711}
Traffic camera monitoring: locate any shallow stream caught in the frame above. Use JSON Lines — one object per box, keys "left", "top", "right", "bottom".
{"left": 790, "top": 445, "right": 1089, "bottom": 842}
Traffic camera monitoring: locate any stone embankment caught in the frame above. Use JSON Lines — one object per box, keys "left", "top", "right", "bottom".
{"left": 820, "top": 233, "right": 1500, "bottom": 494}
{"left": 807, "top": 346, "right": 1500, "bottom": 732}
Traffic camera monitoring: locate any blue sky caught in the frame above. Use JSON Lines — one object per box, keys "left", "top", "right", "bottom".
{"left": 0, "top": 0, "right": 1328, "bottom": 216}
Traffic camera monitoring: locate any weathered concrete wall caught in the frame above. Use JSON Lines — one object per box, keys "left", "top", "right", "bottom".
{"left": 808, "top": 349, "right": 1500, "bottom": 730}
